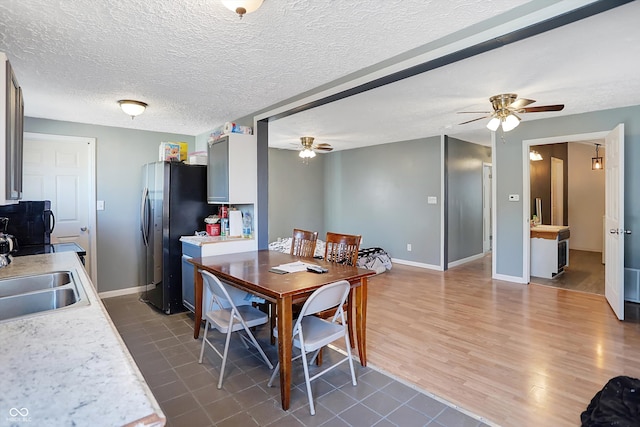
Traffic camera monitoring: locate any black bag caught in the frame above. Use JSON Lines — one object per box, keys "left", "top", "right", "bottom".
{"left": 581, "top": 376, "right": 640, "bottom": 427}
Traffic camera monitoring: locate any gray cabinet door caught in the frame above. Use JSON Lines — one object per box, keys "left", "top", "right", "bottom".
{"left": 207, "top": 136, "right": 229, "bottom": 203}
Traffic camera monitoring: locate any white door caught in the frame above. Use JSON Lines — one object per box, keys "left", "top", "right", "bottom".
{"left": 604, "top": 124, "right": 625, "bottom": 320}
{"left": 22, "top": 133, "right": 96, "bottom": 282}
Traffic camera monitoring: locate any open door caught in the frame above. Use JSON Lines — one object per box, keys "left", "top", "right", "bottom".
{"left": 604, "top": 123, "right": 625, "bottom": 320}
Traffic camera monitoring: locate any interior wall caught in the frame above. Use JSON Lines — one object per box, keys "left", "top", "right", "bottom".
{"left": 568, "top": 143, "right": 605, "bottom": 252}
{"left": 529, "top": 143, "right": 568, "bottom": 225}
{"left": 494, "top": 104, "right": 640, "bottom": 280}
{"left": 447, "top": 137, "right": 491, "bottom": 263}
{"left": 24, "top": 117, "right": 196, "bottom": 293}
{"left": 324, "top": 136, "right": 441, "bottom": 266}
{"left": 267, "top": 148, "right": 325, "bottom": 243}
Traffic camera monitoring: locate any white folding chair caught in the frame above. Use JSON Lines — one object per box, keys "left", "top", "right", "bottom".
{"left": 198, "top": 270, "right": 273, "bottom": 389}
{"left": 268, "top": 280, "right": 357, "bottom": 415}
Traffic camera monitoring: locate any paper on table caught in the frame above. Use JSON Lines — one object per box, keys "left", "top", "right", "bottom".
{"left": 274, "top": 261, "right": 317, "bottom": 273}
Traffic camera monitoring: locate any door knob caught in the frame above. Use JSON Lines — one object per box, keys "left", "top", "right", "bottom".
{"left": 80, "top": 227, "right": 88, "bottom": 232}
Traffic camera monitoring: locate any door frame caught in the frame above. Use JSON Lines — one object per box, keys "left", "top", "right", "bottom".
{"left": 23, "top": 132, "right": 98, "bottom": 286}
{"left": 482, "top": 162, "right": 493, "bottom": 253}
{"left": 522, "top": 130, "right": 609, "bottom": 283}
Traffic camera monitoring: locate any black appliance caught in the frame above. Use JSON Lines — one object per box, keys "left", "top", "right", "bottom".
{"left": 140, "top": 162, "right": 211, "bottom": 314}
{"left": 0, "top": 201, "right": 87, "bottom": 263}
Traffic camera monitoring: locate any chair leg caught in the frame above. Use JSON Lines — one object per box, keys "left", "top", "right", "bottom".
{"left": 343, "top": 326, "right": 357, "bottom": 386}
{"left": 198, "top": 320, "right": 209, "bottom": 363}
{"left": 315, "top": 347, "right": 323, "bottom": 366}
{"left": 242, "top": 323, "right": 273, "bottom": 369}
{"left": 217, "top": 327, "right": 234, "bottom": 389}
{"left": 347, "top": 290, "right": 355, "bottom": 348}
{"left": 300, "top": 347, "right": 316, "bottom": 415}
{"left": 267, "top": 361, "right": 280, "bottom": 387}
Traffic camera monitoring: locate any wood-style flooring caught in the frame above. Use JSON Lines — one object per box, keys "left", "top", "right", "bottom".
{"left": 531, "top": 249, "right": 605, "bottom": 295}
{"left": 359, "top": 255, "right": 640, "bottom": 426}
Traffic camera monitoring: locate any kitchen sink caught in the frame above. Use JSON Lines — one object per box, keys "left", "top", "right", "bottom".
{"left": 0, "top": 270, "right": 90, "bottom": 322}
{"left": 0, "top": 271, "right": 73, "bottom": 298}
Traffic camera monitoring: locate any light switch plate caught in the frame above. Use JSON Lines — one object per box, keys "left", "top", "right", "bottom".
{"left": 427, "top": 196, "right": 437, "bottom": 204}
{"left": 508, "top": 194, "right": 520, "bottom": 202}
{"left": 97, "top": 200, "right": 105, "bottom": 210}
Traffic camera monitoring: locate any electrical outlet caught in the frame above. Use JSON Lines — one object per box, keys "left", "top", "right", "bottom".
{"left": 96, "top": 200, "right": 105, "bottom": 210}
{"left": 407, "top": 243, "right": 412, "bottom": 251}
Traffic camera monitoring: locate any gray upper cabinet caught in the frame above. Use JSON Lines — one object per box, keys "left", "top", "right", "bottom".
{"left": 206, "top": 133, "right": 256, "bottom": 205}
{"left": 1, "top": 52, "right": 24, "bottom": 204}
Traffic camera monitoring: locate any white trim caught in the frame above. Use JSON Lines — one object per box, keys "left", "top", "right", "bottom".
{"left": 482, "top": 162, "right": 493, "bottom": 253}
{"left": 493, "top": 273, "right": 528, "bottom": 284}
{"left": 491, "top": 132, "right": 498, "bottom": 279}
{"left": 392, "top": 258, "right": 443, "bottom": 271}
{"left": 448, "top": 253, "right": 485, "bottom": 268}
{"left": 23, "top": 132, "right": 98, "bottom": 288}
{"left": 523, "top": 130, "right": 611, "bottom": 286}
{"left": 440, "top": 133, "right": 445, "bottom": 271}
{"left": 99, "top": 285, "right": 146, "bottom": 299}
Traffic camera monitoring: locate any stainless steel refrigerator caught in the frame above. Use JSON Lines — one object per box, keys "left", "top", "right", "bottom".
{"left": 140, "top": 162, "right": 211, "bottom": 314}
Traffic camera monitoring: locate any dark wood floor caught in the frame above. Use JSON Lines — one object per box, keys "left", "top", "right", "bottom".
{"left": 530, "top": 249, "right": 604, "bottom": 294}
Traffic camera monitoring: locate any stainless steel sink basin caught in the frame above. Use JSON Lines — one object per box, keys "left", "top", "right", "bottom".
{"left": 0, "top": 271, "right": 73, "bottom": 298}
{"left": 0, "top": 270, "right": 89, "bottom": 322}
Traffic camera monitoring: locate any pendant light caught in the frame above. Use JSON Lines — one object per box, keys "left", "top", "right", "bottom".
{"left": 592, "top": 143, "right": 603, "bottom": 170}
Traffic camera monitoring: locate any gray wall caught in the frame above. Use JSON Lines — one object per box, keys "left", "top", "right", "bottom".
{"left": 494, "top": 105, "right": 640, "bottom": 278}
{"left": 24, "top": 117, "right": 196, "bottom": 292}
{"left": 323, "top": 137, "right": 441, "bottom": 265}
{"left": 447, "top": 137, "right": 491, "bottom": 263}
{"left": 268, "top": 148, "right": 325, "bottom": 242}
{"left": 529, "top": 143, "right": 568, "bottom": 225}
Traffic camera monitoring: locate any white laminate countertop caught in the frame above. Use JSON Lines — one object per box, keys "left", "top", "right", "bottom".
{"left": 531, "top": 225, "right": 570, "bottom": 232}
{"left": 0, "top": 253, "right": 165, "bottom": 427}
{"left": 180, "top": 234, "right": 253, "bottom": 246}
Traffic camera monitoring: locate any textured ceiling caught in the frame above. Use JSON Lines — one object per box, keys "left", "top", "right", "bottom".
{"left": 1, "top": 1, "right": 639, "bottom": 151}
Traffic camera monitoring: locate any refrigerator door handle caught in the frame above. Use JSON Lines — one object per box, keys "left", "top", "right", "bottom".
{"left": 48, "top": 210, "right": 56, "bottom": 234}
{"left": 140, "top": 187, "right": 150, "bottom": 247}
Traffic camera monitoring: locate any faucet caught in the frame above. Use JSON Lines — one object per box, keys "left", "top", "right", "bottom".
{"left": 0, "top": 217, "right": 18, "bottom": 268}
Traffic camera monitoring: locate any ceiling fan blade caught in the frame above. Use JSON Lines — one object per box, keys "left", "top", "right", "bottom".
{"left": 458, "top": 115, "right": 491, "bottom": 125}
{"left": 509, "top": 98, "right": 535, "bottom": 109}
{"left": 457, "top": 111, "right": 492, "bottom": 114}
{"left": 314, "top": 146, "right": 333, "bottom": 151}
{"left": 521, "top": 104, "right": 565, "bottom": 113}
{"left": 314, "top": 143, "right": 332, "bottom": 147}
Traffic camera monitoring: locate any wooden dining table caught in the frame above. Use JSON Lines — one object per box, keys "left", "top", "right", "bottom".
{"left": 189, "top": 249, "right": 375, "bottom": 411}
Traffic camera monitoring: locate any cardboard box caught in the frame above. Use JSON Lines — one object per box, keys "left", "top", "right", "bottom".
{"left": 159, "top": 142, "right": 188, "bottom": 161}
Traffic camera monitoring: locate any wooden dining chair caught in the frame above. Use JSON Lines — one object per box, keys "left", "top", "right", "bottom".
{"left": 316, "top": 232, "right": 361, "bottom": 364}
{"left": 290, "top": 228, "right": 318, "bottom": 258}
{"left": 270, "top": 228, "right": 320, "bottom": 344}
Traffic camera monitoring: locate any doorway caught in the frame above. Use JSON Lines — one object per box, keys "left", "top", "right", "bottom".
{"left": 22, "top": 133, "right": 97, "bottom": 285}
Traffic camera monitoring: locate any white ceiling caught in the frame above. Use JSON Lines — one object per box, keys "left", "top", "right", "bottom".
{"left": 1, "top": 1, "right": 639, "bottom": 151}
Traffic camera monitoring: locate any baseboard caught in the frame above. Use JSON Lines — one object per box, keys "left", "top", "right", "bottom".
{"left": 392, "top": 258, "right": 443, "bottom": 271}
{"left": 99, "top": 285, "right": 146, "bottom": 299}
{"left": 492, "top": 273, "right": 528, "bottom": 284}
{"left": 448, "top": 253, "right": 484, "bottom": 268}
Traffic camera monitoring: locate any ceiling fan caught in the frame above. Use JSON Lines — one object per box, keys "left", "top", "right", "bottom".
{"left": 297, "top": 136, "right": 333, "bottom": 159}
{"left": 458, "top": 93, "right": 565, "bottom": 132}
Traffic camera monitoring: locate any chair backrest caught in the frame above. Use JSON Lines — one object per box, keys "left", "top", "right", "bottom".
{"left": 290, "top": 228, "right": 318, "bottom": 258}
{"left": 324, "top": 232, "right": 361, "bottom": 266}
{"left": 201, "top": 270, "right": 237, "bottom": 311}
{"left": 296, "top": 280, "right": 351, "bottom": 323}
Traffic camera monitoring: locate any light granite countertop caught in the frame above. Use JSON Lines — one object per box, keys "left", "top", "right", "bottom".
{"left": 0, "top": 253, "right": 165, "bottom": 427}
{"left": 180, "top": 234, "right": 253, "bottom": 245}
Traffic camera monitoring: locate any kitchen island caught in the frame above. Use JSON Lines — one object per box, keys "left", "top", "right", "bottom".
{"left": 530, "top": 225, "right": 570, "bottom": 279}
{"left": 0, "top": 252, "right": 164, "bottom": 426}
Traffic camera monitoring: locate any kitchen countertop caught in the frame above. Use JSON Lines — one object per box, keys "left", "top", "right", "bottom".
{"left": 180, "top": 234, "right": 253, "bottom": 245}
{"left": 0, "top": 253, "right": 165, "bottom": 426}
{"left": 530, "top": 224, "right": 570, "bottom": 240}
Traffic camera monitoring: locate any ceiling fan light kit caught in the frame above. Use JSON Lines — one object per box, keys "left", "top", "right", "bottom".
{"left": 297, "top": 136, "right": 333, "bottom": 161}
{"left": 460, "top": 93, "right": 564, "bottom": 133}
{"left": 118, "top": 99, "right": 147, "bottom": 119}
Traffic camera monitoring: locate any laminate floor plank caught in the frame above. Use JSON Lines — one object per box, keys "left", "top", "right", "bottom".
{"left": 359, "top": 254, "right": 640, "bottom": 426}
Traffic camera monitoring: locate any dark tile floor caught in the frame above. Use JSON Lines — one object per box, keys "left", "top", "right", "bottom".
{"left": 103, "top": 294, "right": 491, "bottom": 427}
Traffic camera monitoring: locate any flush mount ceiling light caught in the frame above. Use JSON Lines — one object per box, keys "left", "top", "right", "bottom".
{"left": 530, "top": 150, "right": 543, "bottom": 161}
{"left": 592, "top": 143, "right": 603, "bottom": 170}
{"left": 221, "top": 0, "right": 264, "bottom": 18}
{"left": 118, "top": 100, "right": 147, "bottom": 119}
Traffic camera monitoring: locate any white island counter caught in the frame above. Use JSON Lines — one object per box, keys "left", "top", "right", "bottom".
{"left": 530, "top": 225, "right": 570, "bottom": 279}
{"left": 0, "top": 252, "right": 164, "bottom": 426}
